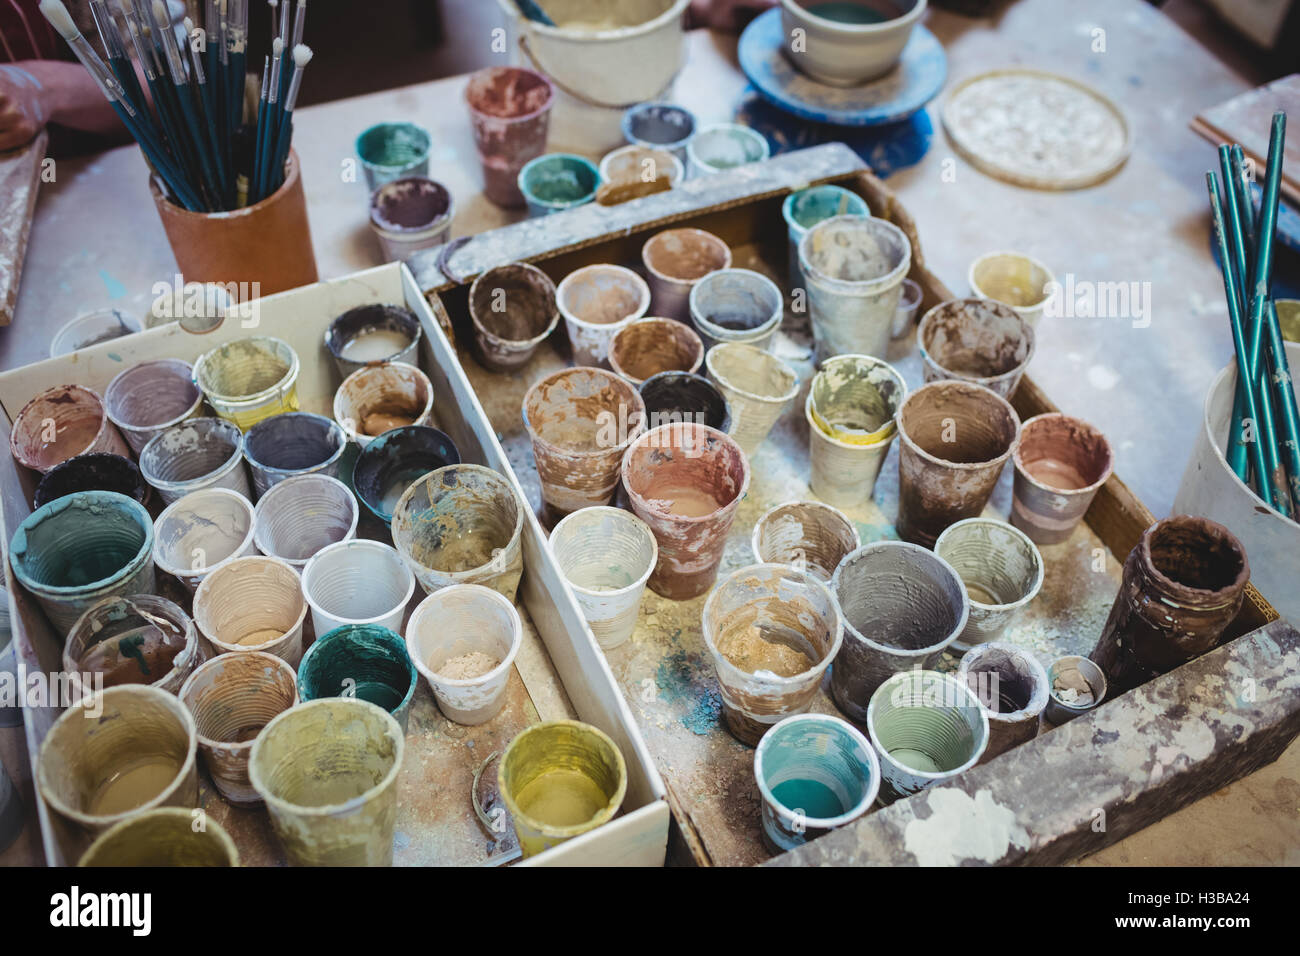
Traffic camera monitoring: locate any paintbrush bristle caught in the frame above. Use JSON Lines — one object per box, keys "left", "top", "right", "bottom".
{"left": 272, "top": 36, "right": 284, "bottom": 55}
{"left": 39, "top": 0, "right": 80, "bottom": 39}
{"left": 293, "top": 42, "right": 312, "bottom": 68}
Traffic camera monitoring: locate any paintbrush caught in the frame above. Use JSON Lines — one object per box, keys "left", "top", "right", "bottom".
{"left": 256, "top": 35, "right": 284, "bottom": 200}
{"left": 184, "top": 14, "right": 233, "bottom": 205}
{"left": 90, "top": 0, "right": 147, "bottom": 116}
{"left": 279, "top": 1, "right": 306, "bottom": 126}
{"left": 153, "top": 0, "right": 222, "bottom": 206}
{"left": 516, "top": 0, "right": 554, "bottom": 26}
{"left": 268, "top": 42, "right": 311, "bottom": 193}
{"left": 38, "top": 0, "right": 203, "bottom": 209}
{"left": 251, "top": 53, "right": 270, "bottom": 203}
{"left": 1208, "top": 170, "right": 1275, "bottom": 509}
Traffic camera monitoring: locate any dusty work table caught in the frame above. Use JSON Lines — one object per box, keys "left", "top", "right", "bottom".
{"left": 5, "top": 0, "right": 1293, "bottom": 868}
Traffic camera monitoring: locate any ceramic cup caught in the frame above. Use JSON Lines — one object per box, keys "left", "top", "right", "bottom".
{"left": 778, "top": 0, "right": 928, "bottom": 86}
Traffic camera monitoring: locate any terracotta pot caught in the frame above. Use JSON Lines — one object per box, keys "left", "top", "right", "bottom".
{"left": 150, "top": 151, "right": 318, "bottom": 296}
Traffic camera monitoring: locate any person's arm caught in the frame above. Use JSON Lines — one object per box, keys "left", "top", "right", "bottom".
{"left": 0, "top": 59, "right": 132, "bottom": 150}
{"left": 688, "top": 0, "right": 777, "bottom": 30}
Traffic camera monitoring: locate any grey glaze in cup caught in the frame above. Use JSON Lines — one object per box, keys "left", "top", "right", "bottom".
{"left": 829, "top": 542, "right": 970, "bottom": 721}
{"left": 242, "top": 412, "right": 347, "bottom": 500}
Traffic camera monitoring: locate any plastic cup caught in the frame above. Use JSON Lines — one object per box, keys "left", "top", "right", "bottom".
{"left": 705, "top": 343, "right": 799, "bottom": 456}
{"left": 956, "top": 641, "right": 1049, "bottom": 761}
{"left": 138, "top": 417, "right": 250, "bottom": 505}
{"left": 9, "top": 384, "right": 129, "bottom": 474}
{"left": 1011, "top": 413, "right": 1114, "bottom": 545}
{"left": 104, "top": 358, "right": 203, "bottom": 454}
{"left": 640, "top": 228, "right": 732, "bottom": 322}
{"left": 301, "top": 540, "right": 416, "bottom": 638}
{"left": 152, "top": 488, "right": 257, "bottom": 592}
{"left": 934, "top": 517, "right": 1044, "bottom": 652}
{"left": 355, "top": 121, "right": 432, "bottom": 191}
{"left": 751, "top": 500, "right": 861, "bottom": 582}
{"left": 468, "top": 262, "right": 560, "bottom": 372}
{"left": 192, "top": 556, "right": 308, "bottom": 666}
{"left": 297, "top": 624, "right": 418, "bottom": 733}
{"left": 242, "top": 412, "right": 347, "bottom": 500}
{"left": 609, "top": 318, "right": 704, "bottom": 387}
{"left": 688, "top": 268, "right": 784, "bottom": 352}
{"left": 192, "top": 336, "right": 301, "bottom": 432}
{"left": 917, "top": 297, "right": 1036, "bottom": 398}
{"left": 555, "top": 264, "right": 651, "bottom": 367}
{"left": 64, "top": 594, "right": 202, "bottom": 701}
{"left": 465, "top": 66, "right": 555, "bottom": 208}
{"left": 252, "top": 473, "right": 359, "bottom": 569}
{"left": 518, "top": 153, "right": 600, "bottom": 217}
{"left": 549, "top": 507, "right": 657, "bottom": 650}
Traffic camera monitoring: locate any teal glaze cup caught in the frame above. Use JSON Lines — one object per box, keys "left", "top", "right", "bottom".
{"left": 754, "top": 714, "right": 881, "bottom": 854}
{"left": 9, "top": 491, "right": 155, "bottom": 636}
{"left": 517, "top": 153, "right": 600, "bottom": 218}
{"left": 297, "top": 624, "right": 418, "bottom": 733}
{"left": 356, "top": 122, "right": 433, "bottom": 192}
{"left": 783, "top": 185, "right": 870, "bottom": 288}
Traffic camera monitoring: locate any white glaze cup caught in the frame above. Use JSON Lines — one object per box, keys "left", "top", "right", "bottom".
{"left": 301, "top": 539, "right": 416, "bottom": 638}
{"left": 549, "top": 507, "right": 657, "bottom": 650}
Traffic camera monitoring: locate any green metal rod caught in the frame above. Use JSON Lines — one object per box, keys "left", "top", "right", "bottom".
{"left": 1207, "top": 171, "right": 1275, "bottom": 509}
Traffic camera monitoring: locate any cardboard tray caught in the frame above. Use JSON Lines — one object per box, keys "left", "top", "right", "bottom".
{"left": 0, "top": 262, "right": 670, "bottom": 867}
{"left": 405, "top": 143, "right": 1283, "bottom": 867}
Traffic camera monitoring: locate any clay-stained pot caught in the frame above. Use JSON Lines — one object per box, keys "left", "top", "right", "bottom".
{"left": 179, "top": 651, "right": 299, "bottom": 805}
{"left": 368, "top": 176, "right": 454, "bottom": 263}
{"left": 523, "top": 367, "right": 646, "bottom": 520}
{"left": 498, "top": 720, "right": 627, "bottom": 858}
{"left": 549, "top": 507, "right": 657, "bottom": 650}
{"left": 685, "top": 123, "right": 770, "bottom": 176}
{"left": 192, "top": 336, "right": 301, "bottom": 432}
{"left": 78, "top": 807, "right": 239, "bottom": 866}
{"left": 933, "top": 517, "right": 1044, "bottom": 652}
{"left": 640, "top": 371, "right": 732, "bottom": 434}
{"left": 390, "top": 464, "right": 526, "bottom": 601}
{"left": 1089, "top": 516, "right": 1249, "bottom": 696}
{"left": 356, "top": 122, "right": 432, "bottom": 191}
{"left": 640, "top": 228, "right": 732, "bottom": 323}
{"left": 866, "top": 670, "right": 989, "bottom": 803}
{"left": 599, "top": 144, "right": 684, "bottom": 188}
{"left": 609, "top": 318, "right": 705, "bottom": 387}
{"left": 956, "top": 641, "right": 1049, "bottom": 762}
{"left": 9, "top": 384, "right": 129, "bottom": 474}
{"left": 465, "top": 66, "right": 555, "bottom": 208}
{"left": 138, "top": 417, "right": 251, "bottom": 505}
{"left": 323, "top": 304, "right": 423, "bottom": 380}
{"left": 297, "top": 624, "right": 419, "bottom": 733}
{"left": 895, "top": 381, "right": 1020, "bottom": 548}
{"left": 806, "top": 353, "right": 907, "bottom": 509}
{"left": 555, "top": 264, "right": 651, "bottom": 367}
{"left": 705, "top": 343, "right": 799, "bottom": 456}
{"left": 622, "top": 422, "right": 750, "bottom": 600}
{"left": 917, "top": 297, "right": 1036, "bottom": 398}
{"left": 333, "top": 362, "right": 435, "bottom": 448}
{"left": 517, "top": 152, "right": 600, "bottom": 217}
{"left": 64, "top": 594, "right": 202, "bottom": 701}
{"left": 1010, "top": 413, "right": 1114, "bottom": 545}
{"left": 150, "top": 150, "right": 318, "bottom": 297}
{"left": 36, "top": 685, "right": 198, "bottom": 846}
{"left": 252, "top": 474, "right": 359, "bottom": 568}
{"left": 352, "top": 426, "right": 461, "bottom": 524}
{"left": 751, "top": 500, "right": 860, "bottom": 582}
{"left": 104, "top": 358, "right": 203, "bottom": 455}
{"left": 152, "top": 488, "right": 258, "bottom": 592}
{"left": 799, "top": 215, "right": 911, "bottom": 363}
{"left": 192, "top": 556, "right": 309, "bottom": 666}
{"left": 688, "top": 268, "right": 784, "bottom": 353}
{"left": 9, "top": 491, "right": 156, "bottom": 636}
{"left": 468, "top": 262, "right": 560, "bottom": 372}
{"left": 249, "top": 698, "right": 404, "bottom": 866}
{"left": 406, "top": 584, "right": 522, "bottom": 725}
{"left": 829, "top": 541, "right": 970, "bottom": 720}
{"left": 754, "top": 713, "right": 880, "bottom": 854}
{"left": 242, "top": 412, "right": 347, "bottom": 500}
{"left": 701, "top": 564, "right": 843, "bottom": 745}
{"left": 33, "top": 453, "right": 148, "bottom": 510}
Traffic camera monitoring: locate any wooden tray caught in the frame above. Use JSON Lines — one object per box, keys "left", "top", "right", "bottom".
{"left": 407, "top": 144, "right": 1283, "bottom": 867}
{"left": 0, "top": 263, "right": 670, "bottom": 867}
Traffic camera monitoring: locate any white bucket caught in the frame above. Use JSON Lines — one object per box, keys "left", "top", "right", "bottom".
{"left": 1172, "top": 341, "right": 1300, "bottom": 624}
{"left": 496, "top": 0, "right": 691, "bottom": 155}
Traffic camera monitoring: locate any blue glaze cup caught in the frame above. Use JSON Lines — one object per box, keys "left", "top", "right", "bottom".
{"left": 355, "top": 122, "right": 433, "bottom": 192}
{"left": 622, "top": 102, "right": 698, "bottom": 165}
{"left": 351, "top": 425, "right": 461, "bottom": 524}
{"left": 782, "top": 185, "right": 870, "bottom": 288}
{"left": 754, "top": 713, "right": 881, "bottom": 853}
{"left": 297, "top": 624, "right": 419, "bottom": 733}
{"left": 517, "top": 153, "right": 600, "bottom": 218}
{"left": 9, "top": 491, "right": 156, "bottom": 636}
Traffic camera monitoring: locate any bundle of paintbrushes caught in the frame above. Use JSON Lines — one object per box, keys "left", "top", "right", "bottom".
{"left": 38, "top": 0, "right": 312, "bottom": 212}
{"left": 1205, "top": 110, "right": 1300, "bottom": 519}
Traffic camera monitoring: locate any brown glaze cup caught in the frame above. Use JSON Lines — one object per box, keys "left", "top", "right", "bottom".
{"left": 465, "top": 67, "right": 555, "bottom": 208}
{"left": 622, "top": 423, "right": 751, "bottom": 600}
{"left": 641, "top": 228, "right": 733, "bottom": 323}
{"left": 10, "top": 384, "right": 130, "bottom": 474}
{"left": 523, "top": 367, "right": 646, "bottom": 521}
{"left": 609, "top": 318, "right": 705, "bottom": 387}
{"left": 1011, "top": 413, "right": 1114, "bottom": 545}
{"left": 1090, "top": 516, "right": 1249, "bottom": 696}
{"left": 895, "top": 381, "right": 1021, "bottom": 548}
{"left": 469, "top": 262, "right": 560, "bottom": 371}
{"left": 917, "top": 298, "right": 1035, "bottom": 399}
{"left": 150, "top": 151, "right": 318, "bottom": 296}
{"left": 178, "top": 651, "right": 299, "bottom": 806}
